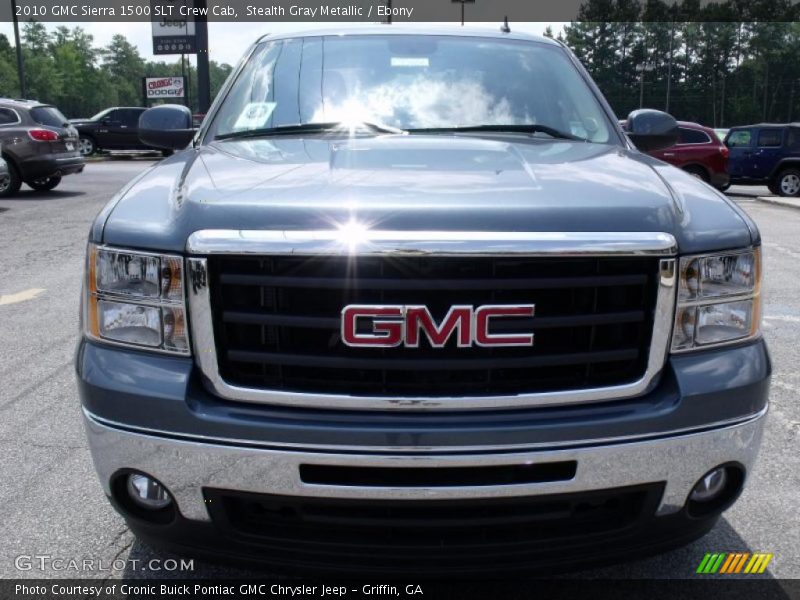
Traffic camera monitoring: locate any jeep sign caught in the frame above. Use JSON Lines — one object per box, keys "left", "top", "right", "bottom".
{"left": 144, "top": 76, "right": 186, "bottom": 99}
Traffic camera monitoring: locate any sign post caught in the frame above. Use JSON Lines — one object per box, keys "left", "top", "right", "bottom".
{"left": 150, "top": 0, "right": 209, "bottom": 114}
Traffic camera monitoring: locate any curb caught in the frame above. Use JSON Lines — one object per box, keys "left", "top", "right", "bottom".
{"left": 756, "top": 196, "right": 800, "bottom": 210}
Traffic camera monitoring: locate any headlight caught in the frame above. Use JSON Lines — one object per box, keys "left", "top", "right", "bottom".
{"left": 84, "top": 244, "right": 190, "bottom": 355}
{"left": 672, "top": 248, "right": 762, "bottom": 352}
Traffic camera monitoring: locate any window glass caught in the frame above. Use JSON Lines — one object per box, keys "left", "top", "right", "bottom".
{"left": 30, "top": 106, "right": 68, "bottom": 128}
{"left": 785, "top": 129, "right": 800, "bottom": 150}
{"left": 0, "top": 108, "right": 18, "bottom": 125}
{"left": 91, "top": 108, "right": 113, "bottom": 121}
{"left": 758, "top": 129, "right": 783, "bottom": 147}
{"left": 678, "top": 128, "right": 711, "bottom": 144}
{"left": 210, "top": 36, "right": 613, "bottom": 143}
{"left": 119, "top": 109, "right": 143, "bottom": 128}
{"left": 726, "top": 130, "right": 752, "bottom": 148}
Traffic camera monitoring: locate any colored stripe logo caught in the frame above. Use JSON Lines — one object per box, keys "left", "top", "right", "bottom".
{"left": 696, "top": 553, "right": 773, "bottom": 574}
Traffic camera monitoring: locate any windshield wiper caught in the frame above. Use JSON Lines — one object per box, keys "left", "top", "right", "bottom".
{"left": 217, "top": 121, "right": 405, "bottom": 141}
{"left": 408, "top": 124, "right": 585, "bottom": 141}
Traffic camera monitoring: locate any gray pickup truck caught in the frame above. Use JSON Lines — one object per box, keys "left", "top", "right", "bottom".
{"left": 76, "top": 28, "right": 770, "bottom": 575}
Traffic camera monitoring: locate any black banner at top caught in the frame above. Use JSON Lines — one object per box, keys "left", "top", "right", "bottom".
{"left": 1, "top": 0, "right": 800, "bottom": 22}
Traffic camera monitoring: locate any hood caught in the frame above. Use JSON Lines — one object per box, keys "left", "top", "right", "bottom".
{"left": 96, "top": 134, "right": 757, "bottom": 254}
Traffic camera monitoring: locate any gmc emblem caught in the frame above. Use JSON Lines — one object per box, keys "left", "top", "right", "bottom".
{"left": 341, "top": 304, "right": 536, "bottom": 348}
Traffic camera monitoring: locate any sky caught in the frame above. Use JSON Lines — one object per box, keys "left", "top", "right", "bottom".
{"left": 0, "top": 21, "right": 564, "bottom": 67}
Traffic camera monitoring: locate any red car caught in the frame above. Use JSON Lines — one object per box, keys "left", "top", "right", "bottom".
{"left": 649, "top": 121, "right": 730, "bottom": 190}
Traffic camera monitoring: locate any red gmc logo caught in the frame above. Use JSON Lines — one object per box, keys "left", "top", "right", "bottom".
{"left": 341, "top": 305, "right": 536, "bottom": 348}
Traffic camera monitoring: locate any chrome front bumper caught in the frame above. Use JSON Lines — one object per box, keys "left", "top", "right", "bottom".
{"left": 84, "top": 408, "right": 766, "bottom": 522}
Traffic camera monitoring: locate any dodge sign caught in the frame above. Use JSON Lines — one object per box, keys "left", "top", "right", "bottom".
{"left": 144, "top": 76, "right": 186, "bottom": 99}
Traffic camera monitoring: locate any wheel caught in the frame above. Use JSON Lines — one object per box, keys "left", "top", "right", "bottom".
{"left": 716, "top": 183, "right": 731, "bottom": 192}
{"left": 27, "top": 174, "right": 62, "bottom": 191}
{"left": 683, "top": 165, "right": 710, "bottom": 183}
{"left": 79, "top": 136, "right": 96, "bottom": 157}
{"left": 0, "top": 160, "right": 22, "bottom": 198}
{"left": 777, "top": 169, "right": 800, "bottom": 197}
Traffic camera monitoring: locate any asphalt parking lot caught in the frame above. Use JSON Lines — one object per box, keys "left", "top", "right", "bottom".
{"left": 0, "top": 161, "right": 798, "bottom": 581}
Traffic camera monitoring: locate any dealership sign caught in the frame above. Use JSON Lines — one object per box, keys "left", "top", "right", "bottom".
{"left": 144, "top": 76, "right": 186, "bottom": 99}
{"left": 151, "top": 0, "right": 197, "bottom": 54}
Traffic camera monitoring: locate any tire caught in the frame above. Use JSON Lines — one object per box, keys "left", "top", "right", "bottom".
{"left": 777, "top": 169, "right": 800, "bottom": 197}
{"left": 27, "top": 175, "right": 62, "bottom": 191}
{"left": 79, "top": 136, "right": 96, "bottom": 157}
{"left": 161, "top": 149, "right": 174, "bottom": 158}
{"left": 716, "top": 183, "right": 731, "bottom": 192}
{"left": 0, "top": 160, "right": 22, "bottom": 198}
{"left": 683, "top": 165, "right": 710, "bottom": 183}
{"left": 768, "top": 181, "right": 781, "bottom": 195}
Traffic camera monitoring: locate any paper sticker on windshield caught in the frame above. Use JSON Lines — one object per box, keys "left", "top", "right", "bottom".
{"left": 391, "top": 57, "right": 429, "bottom": 67}
{"left": 234, "top": 102, "right": 276, "bottom": 130}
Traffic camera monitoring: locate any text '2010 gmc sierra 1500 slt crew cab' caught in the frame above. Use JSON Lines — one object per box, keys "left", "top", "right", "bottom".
{"left": 76, "top": 28, "right": 770, "bottom": 575}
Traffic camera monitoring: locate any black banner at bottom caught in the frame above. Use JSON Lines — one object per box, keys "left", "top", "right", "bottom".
{"left": 3, "top": 580, "right": 800, "bottom": 600}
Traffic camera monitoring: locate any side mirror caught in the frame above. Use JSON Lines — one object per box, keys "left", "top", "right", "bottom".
{"left": 624, "top": 109, "right": 679, "bottom": 153}
{"left": 139, "top": 104, "right": 196, "bottom": 150}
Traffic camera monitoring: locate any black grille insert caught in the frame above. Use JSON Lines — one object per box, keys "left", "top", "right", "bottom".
{"left": 207, "top": 255, "right": 661, "bottom": 396}
{"left": 299, "top": 461, "right": 577, "bottom": 487}
{"left": 204, "top": 484, "right": 665, "bottom": 564}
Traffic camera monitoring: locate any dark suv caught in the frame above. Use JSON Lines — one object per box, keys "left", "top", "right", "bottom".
{"left": 72, "top": 107, "right": 162, "bottom": 156}
{"left": 0, "top": 99, "right": 84, "bottom": 197}
{"left": 725, "top": 123, "right": 800, "bottom": 196}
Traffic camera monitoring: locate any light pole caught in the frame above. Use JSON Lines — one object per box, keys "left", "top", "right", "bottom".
{"left": 10, "top": 0, "right": 26, "bottom": 98}
{"left": 666, "top": 20, "right": 675, "bottom": 112}
{"left": 637, "top": 62, "right": 654, "bottom": 109}
{"left": 195, "top": 0, "right": 210, "bottom": 114}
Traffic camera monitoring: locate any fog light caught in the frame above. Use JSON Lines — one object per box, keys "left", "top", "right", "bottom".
{"left": 126, "top": 474, "right": 172, "bottom": 510}
{"left": 690, "top": 468, "right": 728, "bottom": 502}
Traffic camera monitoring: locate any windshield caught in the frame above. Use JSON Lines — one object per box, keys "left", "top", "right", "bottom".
{"left": 90, "top": 108, "right": 113, "bottom": 121}
{"left": 209, "top": 35, "right": 612, "bottom": 143}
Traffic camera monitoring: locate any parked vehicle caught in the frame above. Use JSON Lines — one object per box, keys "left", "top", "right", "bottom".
{"left": 0, "top": 99, "right": 84, "bottom": 197}
{"left": 725, "top": 123, "right": 800, "bottom": 196}
{"left": 71, "top": 107, "right": 166, "bottom": 156}
{"left": 647, "top": 121, "right": 730, "bottom": 190}
{"left": 0, "top": 152, "right": 9, "bottom": 196}
{"left": 77, "top": 28, "right": 769, "bottom": 575}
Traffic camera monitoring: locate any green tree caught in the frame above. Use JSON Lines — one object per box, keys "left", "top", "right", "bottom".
{"left": 0, "top": 34, "right": 19, "bottom": 97}
{"left": 100, "top": 34, "right": 146, "bottom": 106}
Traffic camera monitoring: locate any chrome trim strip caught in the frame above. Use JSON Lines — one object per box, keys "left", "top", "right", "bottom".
{"left": 187, "top": 239, "right": 677, "bottom": 410}
{"left": 187, "top": 230, "right": 678, "bottom": 257}
{"left": 84, "top": 409, "right": 767, "bottom": 520}
{"left": 83, "top": 405, "right": 768, "bottom": 455}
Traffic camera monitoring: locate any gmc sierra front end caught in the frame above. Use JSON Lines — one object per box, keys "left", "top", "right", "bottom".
{"left": 76, "top": 28, "right": 770, "bottom": 575}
